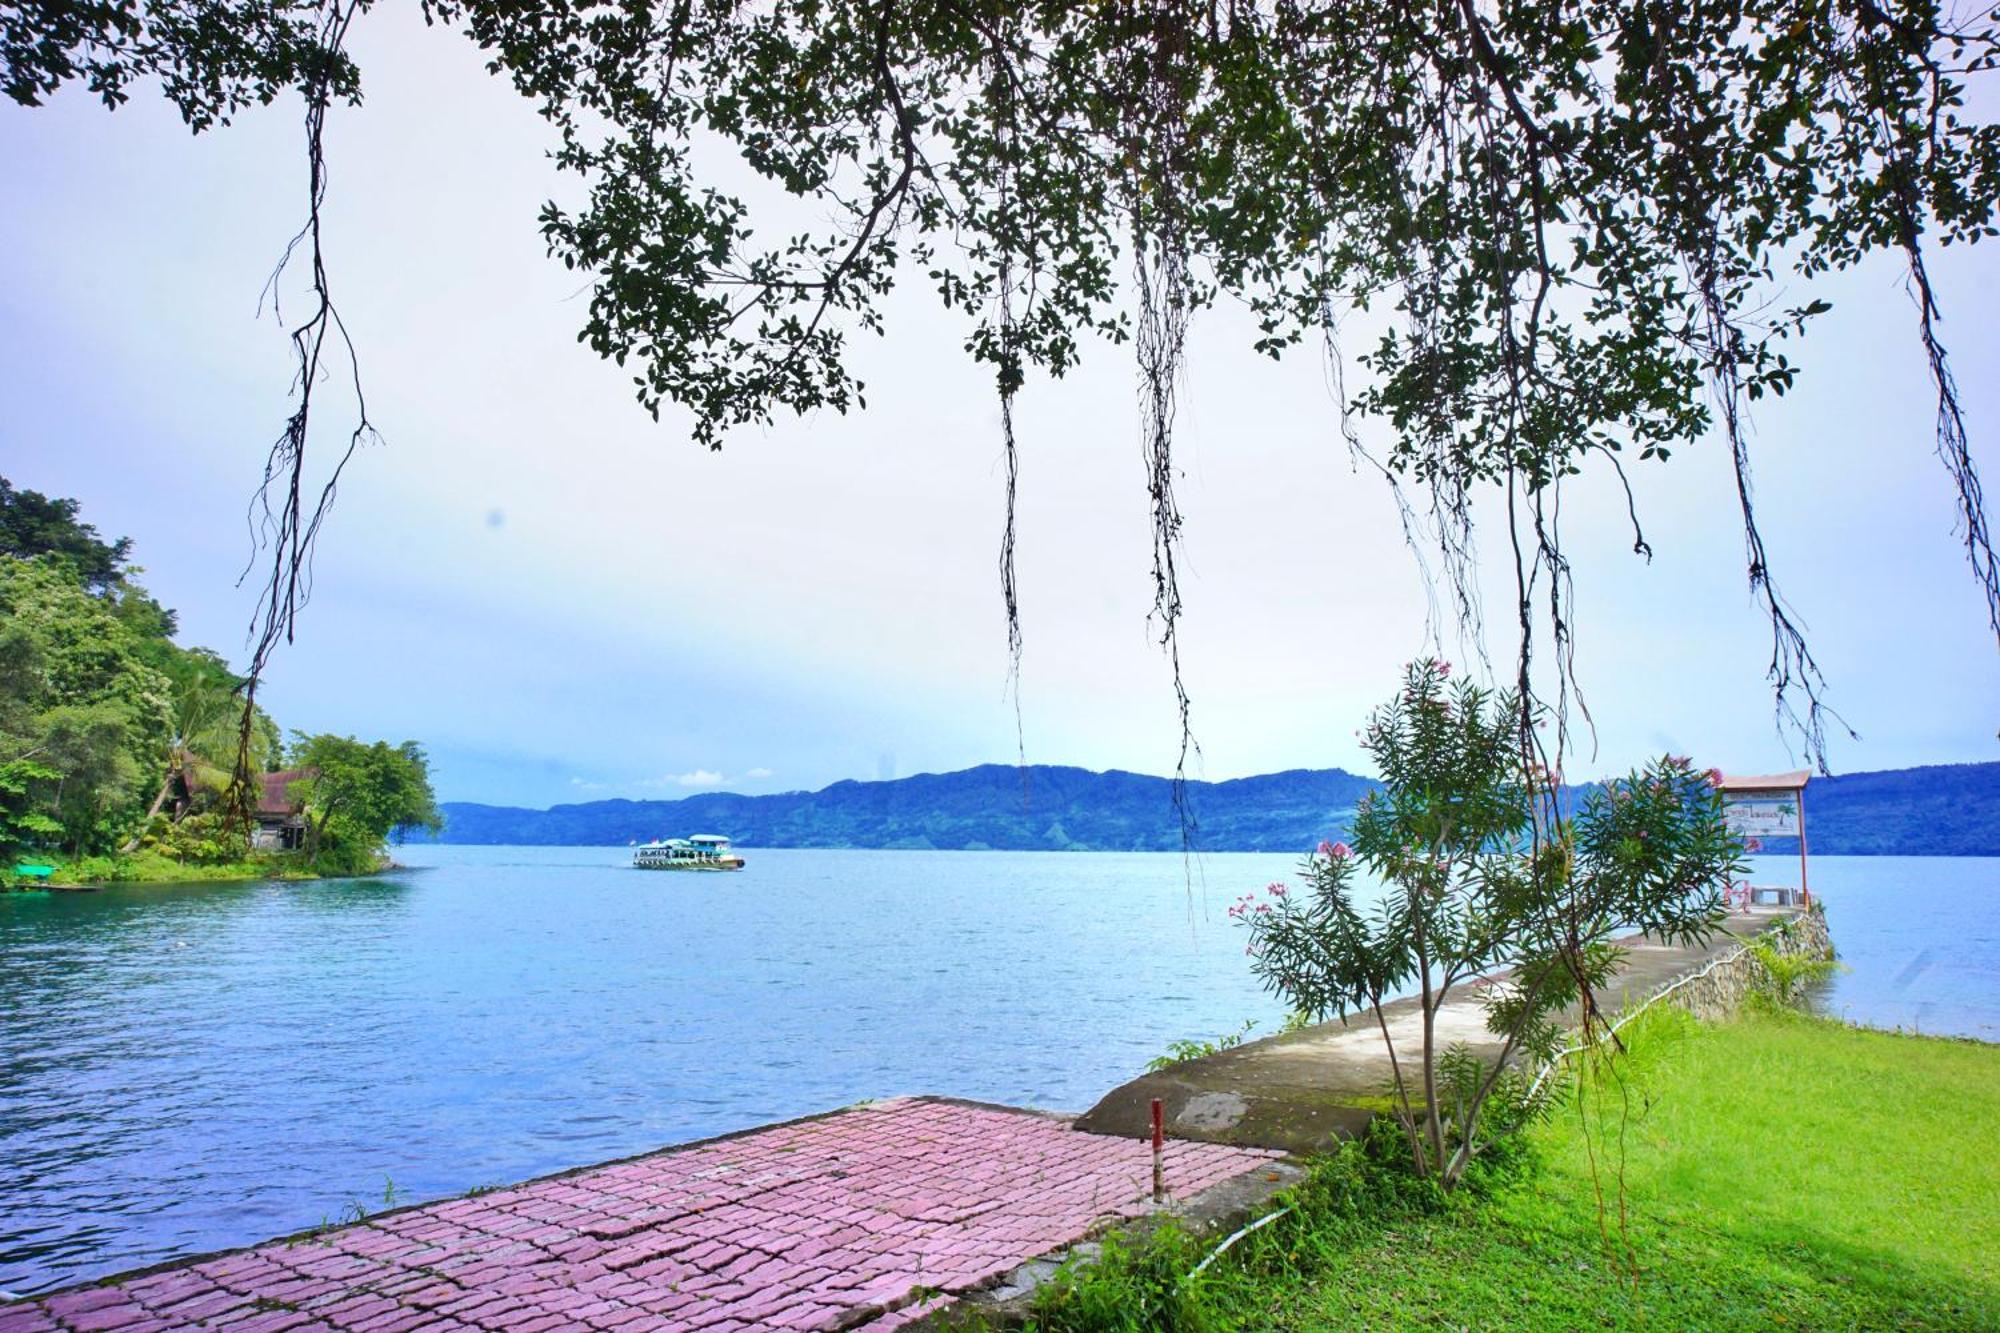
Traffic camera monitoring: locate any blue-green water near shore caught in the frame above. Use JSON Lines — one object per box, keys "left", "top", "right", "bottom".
{"left": 2, "top": 849, "right": 1993, "bottom": 1294}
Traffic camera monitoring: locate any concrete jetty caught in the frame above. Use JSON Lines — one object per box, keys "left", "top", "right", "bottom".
{"left": 1076, "top": 905, "right": 1826, "bottom": 1151}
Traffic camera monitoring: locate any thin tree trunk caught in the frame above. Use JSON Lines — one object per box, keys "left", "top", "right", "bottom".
{"left": 1439, "top": 955, "right": 1563, "bottom": 1190}
{"left": 1371, "top": 1000, "right": 1428, "bottom": 1177}
{"left": 120, "top": 770, "right": 177, "bottom": 854}
{"left": 1415, "top": 914, "right": 1443, "bottom": 1176}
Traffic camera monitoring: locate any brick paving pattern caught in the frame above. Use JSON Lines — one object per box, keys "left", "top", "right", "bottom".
{"left": 2, "top": 1097, "right": 1284, "bottom": 1332}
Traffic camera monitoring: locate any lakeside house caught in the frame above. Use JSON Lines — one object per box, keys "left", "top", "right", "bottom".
{"left": 251, "top": 770, "right": 313, "bottom": 851}
{"left": 164, "top": 752, "right": 314, "bottom": 851}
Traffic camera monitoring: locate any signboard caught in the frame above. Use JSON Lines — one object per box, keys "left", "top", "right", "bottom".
{"left": 1723, "top": 791, "right": 1801, "bottom": 838}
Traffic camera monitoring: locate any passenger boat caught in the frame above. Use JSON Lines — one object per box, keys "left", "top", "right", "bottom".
{"left": 632, "top": 835, "right": 745, "bottom": 871}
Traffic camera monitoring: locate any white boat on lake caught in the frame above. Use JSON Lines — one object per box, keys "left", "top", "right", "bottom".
{"left": 633, "top": 835, "right": 745, "bottom": 871}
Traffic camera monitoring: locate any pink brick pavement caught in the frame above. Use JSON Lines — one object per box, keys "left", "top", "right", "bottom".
{"left": 2, "top": 1097, "right": 1284, "bottom": 1332}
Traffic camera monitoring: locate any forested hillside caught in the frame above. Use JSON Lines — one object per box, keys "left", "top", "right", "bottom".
{"left": 1, "top": 479, "right": 438, "bottom": 882}
{"left": 436, "top": 765, "right": 1379, "bottom": 852}
{"left": 436, "top": 761, "right": 2000, "bottom": 854}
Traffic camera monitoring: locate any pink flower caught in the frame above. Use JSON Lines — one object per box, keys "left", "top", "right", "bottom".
{"left": 1705, "top": 767, "right": 1725, "bottom": 787}
{"left": 1328, "top": 841, "right": 1352, "bottom": 860}
{"left": 1316, "top": 839, "right": 1335, "bottom": 857}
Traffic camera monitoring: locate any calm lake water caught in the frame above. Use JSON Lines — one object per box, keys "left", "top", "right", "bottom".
{"left": 1, "top": 848, "right": 1994, "bottom": 1294}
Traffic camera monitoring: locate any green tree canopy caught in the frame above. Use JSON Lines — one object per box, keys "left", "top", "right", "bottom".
{"left": 0, "top": 474, "right": 181, "bottom": 644}
{"left": 0, "top": 757, "right": 62, "bottom": 865}
{"left": 287, "top": 732, "right": 442, "bottom": 872}
{"left": 0, "top": 475, "right": 134, "bottom": 593}
{"left": 1242, "top": 660, "right": 1740, "bottom": 1188}
{"left": 5, "top": 2, "right": 1995, "bottom": 774}
{"left": 0, "top": 555, "right": 173, "bottom": 852}
{"left": 0, "top": 485, "right": 287, "bottom": 859}
{"left": 154, "top": 645, "right": 282, "bottom": 773}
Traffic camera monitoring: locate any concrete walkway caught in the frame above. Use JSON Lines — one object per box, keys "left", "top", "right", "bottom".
{"left": 0, "top": 1099, "right": 1282, "bottom": 1333}
{"left": 1076, "top": 906, "right": 1801, "bottom": 1151}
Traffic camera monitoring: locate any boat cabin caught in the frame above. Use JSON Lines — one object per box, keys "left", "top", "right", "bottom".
{"left": 632, "top": 835, "right": 743, "bottom": 870}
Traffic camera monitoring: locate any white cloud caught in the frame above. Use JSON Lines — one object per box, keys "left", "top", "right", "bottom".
{"left": 632, "top": 770, "right": 728, "bottom": 790}
{"left": 745, "top": 767, "right": 774, "bottom": 779}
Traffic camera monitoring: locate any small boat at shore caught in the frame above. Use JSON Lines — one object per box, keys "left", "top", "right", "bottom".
{"left": 633, "top": 835, "right": 745, "bottom": 871}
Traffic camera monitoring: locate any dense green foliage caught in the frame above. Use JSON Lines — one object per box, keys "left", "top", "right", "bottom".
{"left": 961, "top": 1009, "right": 2000, "bottom": 1330}
{"left": 0, "top": 756, "right": 62, "bottom": 863}
{"left": 0, "top": 552, "right": 174, "bottom": 857}
{"left": 999, "top": 1131, "right": 1479, "bottom": 1333}
{"left": 288, "top": 733, "right": 442, "bottom": 874}
{"left": 5, "top": 2, "right": 1995, "bottom": 772}
{"left": 0, "top": 478, "right": 272, "bottom": 862}
{"left": 0, "top": 479, "right": 432, "bottom": 882}
{"left": 8, "top": 3, "right": 1993, "bottom": 457}
{"left": 1241, "top": 659, "right": 1736, "bottom": 1187}
{"left": 0, "top": 476, "right": 139, "bottom": 594}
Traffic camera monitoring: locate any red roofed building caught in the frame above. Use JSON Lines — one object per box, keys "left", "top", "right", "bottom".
{"left": 252, "top": 768, "right": 316, "bottom": 851}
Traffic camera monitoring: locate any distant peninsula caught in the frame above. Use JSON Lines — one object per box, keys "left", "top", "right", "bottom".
{"left": 431, "top": 761, "right": 2000, "bottom": 856}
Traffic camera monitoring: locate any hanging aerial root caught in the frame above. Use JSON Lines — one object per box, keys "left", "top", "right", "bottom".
{"left": 228, "top": 0, "right": 376, "bottom": 828}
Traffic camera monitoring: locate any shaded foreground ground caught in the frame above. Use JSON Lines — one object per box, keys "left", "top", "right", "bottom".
{"left": 1027, "top": 1010, "right": 2000, "bottom": 1331}
{"left": 0, "top": 1099, "right": 1278, "bottom": 1332}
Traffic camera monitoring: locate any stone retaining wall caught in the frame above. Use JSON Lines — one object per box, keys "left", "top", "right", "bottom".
{"left": 1646, "top": 905, "right": 1834, "bottom": 1023}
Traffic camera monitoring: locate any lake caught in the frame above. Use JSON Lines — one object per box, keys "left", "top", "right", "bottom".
{"left": 1, "top": 848, "right": 1993, "bottom": 1295}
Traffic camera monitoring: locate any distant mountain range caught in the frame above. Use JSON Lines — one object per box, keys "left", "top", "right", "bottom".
{"left": 430, "top": 760, "right": 2000, "bottom": 856}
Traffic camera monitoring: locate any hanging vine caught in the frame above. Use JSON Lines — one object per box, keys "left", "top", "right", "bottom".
{"left": 987, "top": 19, "right": 1027, "bottom": 782}
{"left": 230, "top": 0, "right": 375, "bottom": 826}
{"left": 6, "top": 0, "right": 1997, "bottom": 816}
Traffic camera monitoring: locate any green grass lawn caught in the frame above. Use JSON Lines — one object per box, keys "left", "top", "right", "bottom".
{"left": 1261, "top": 1009, "right": 2000, "bottom": 1330}
{"left": 1019, "top": 1008, "right": 2000, "bottom": 1331}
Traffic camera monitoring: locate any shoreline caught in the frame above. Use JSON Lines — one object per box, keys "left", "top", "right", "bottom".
{"left": 4, "top": 853, "right": 406, "bottom": 894}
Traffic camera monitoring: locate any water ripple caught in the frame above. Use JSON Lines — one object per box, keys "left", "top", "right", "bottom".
{"left": 1, "top": 849, "right": 1991, "bottom": 1293}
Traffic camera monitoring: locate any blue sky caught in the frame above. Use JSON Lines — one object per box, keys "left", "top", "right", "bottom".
{"left": 4, "top": 12, "right": 1996, "bottom": 808}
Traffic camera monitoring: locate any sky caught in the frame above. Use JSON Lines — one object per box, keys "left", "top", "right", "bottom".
{"left": 3, "top": 11, "right": 1997, "bottom": 809}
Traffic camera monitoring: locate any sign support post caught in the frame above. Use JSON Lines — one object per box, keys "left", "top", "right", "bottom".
{"left": 1796, "top": 791, "right": 1809, "bottom": 905}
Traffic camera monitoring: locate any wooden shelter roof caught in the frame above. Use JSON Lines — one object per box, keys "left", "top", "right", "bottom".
{"left": 1715, "top": 770, "right": 1810, "bottom": 793}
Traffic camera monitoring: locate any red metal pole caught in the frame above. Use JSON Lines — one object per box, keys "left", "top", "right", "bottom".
{"left": 1150, "top": 1098, "right": 1165, "bottom": 1202}
{"left": 1797, "top": 793, "right": 1811, "bottom": 906}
